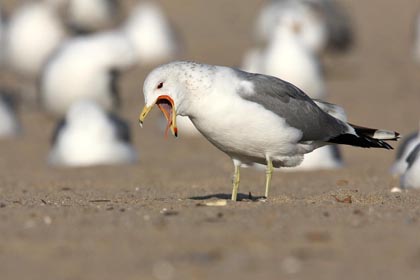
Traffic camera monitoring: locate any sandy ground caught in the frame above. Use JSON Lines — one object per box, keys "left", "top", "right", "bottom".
{"left": 1, "top": 0, "right": 420, "bottom": 279}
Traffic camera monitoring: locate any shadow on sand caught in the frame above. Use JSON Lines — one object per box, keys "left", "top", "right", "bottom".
{"left": 189, "top": 192, "right": 266, "bottom": 202}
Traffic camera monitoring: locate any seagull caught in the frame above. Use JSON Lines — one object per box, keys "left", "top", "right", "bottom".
{"left": 0, "top": 90, "right": 20, "bottom": 138}
{"left": 122, "top": 1, "right": 179, "bottom": 65}
{"left": 40, "top": 30, "right": 136, "bottom": 115}
{"left": 256, "top": 0, "right": 328, "bottom": 54}
{"left": 66, "top": 0, "right": 120, "bottom": 34}
{"left": 390, "top": 131, "right": 420, "bottom": 175}
{"left": 138, "top": 61, "right": 399, "bottom": 201}
{"left": 259, "top": 8, "right": 326, "bottom": 99}
{"left": 5, "top": 1, "right": 67, "bottom": 77}
{"left": 256, "top": 0, "right": 353, "bottom": 53}
{"left": 48, "top": 100, "right": 137, "bottom": 167}
{"left": 400, "top": 143, "right": 420, "bottom": 189}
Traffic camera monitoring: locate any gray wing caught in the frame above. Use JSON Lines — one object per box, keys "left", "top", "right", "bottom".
{"left": 235, "top": 70, "right": 348, "bottom": 142}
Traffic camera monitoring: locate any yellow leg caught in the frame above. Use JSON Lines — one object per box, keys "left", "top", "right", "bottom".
{"left": 231, "top": 164, "right": 240, "bottom": 201}
{"left": 264, "top": 159, "right": 273, "bottom": 198}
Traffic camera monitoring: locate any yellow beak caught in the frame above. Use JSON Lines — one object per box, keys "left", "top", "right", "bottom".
{"left": 138, "top": 104, "right": 153, "bottom": 128}
{"left": 138, "top": 96, "right": 178, "bottom": 138}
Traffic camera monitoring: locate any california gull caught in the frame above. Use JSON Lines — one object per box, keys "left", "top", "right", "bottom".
{"left": 139, "top": 61, "right": 399, "bottom": 201}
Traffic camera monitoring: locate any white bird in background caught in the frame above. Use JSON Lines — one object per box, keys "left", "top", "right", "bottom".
{"left": 40, "top": 31, "right": 136, "bottom": 116}
{"left": 256, "top": 0, "right": 353, "bottom": 53}
{"left": 0, "top": 91, "right": 20, "bottom": 138}
{"left": 5, "top": 2, "right": 67, "bottom": 77}
{"left": 256, "top": 1, "right": 328, "bottom": 54}
{"left": 66, "top": 0, "right": 120, "bottom": 34}
{"left": 123, "top": 1, "right": 179, "bottom": 65}
{"left": 391, "top": 131, "right": 420, "bottom": 175}
{"left": 139, "top": 61, "right": 399, "bottom": 201}
{"left": 400, "top": 143, "right": 420, "bottom": 189}
{"left": 48, "top": 100, "right": 137, "bottom": 167}
{"left": 261, "top": 8, "right": 326, "bottom": 99}
{"left": 244, "top": 1, "right": 345, "bottom": 170}
{"left": 413, "top": 12, "right": 420, "bottom": 63}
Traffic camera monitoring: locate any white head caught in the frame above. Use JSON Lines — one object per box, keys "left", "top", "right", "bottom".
{"left": 139, "top": 61, "right": 213, "bottom": 137}
{"left": 139, "top": 62, "right": 185, "bottom": 137}
{"left": 271, "top": 1, "right": 328, "bottom": 54}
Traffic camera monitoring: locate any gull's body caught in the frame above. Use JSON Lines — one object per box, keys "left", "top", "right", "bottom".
{"left": 40, "top": 31, "right": 135, "bottom": 116}
{"left": 400, "top": 144, "right": 420, "bottom": 189}
{"left": 139, "top": 61, "right": 399, "bottom": 200}
{"left": 282, "top": 145, "right": 342, "bottom": 171}
{"left": 49, "top": 100, "right": 137, "bottom": 167}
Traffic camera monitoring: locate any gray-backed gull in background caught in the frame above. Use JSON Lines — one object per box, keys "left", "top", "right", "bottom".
{"left": 123, "top": 1, "right": 179, "bottom": 65}
{"left": 40, "top": 31, "right": 136, "bottom": 116}
{"left": 400, "top": 143, "right": 420, "bottom": 189}
{"left": 391, "top": 131, "right": 420, "bottom": 175}
{"left": 5, "top": 2, "right": 67, "bottom": 77}
{"left": 0, "top": 90, "right": 20, "bottom": 138}
{"left": 49, "top": 100, "right": 137, "bottom": 167}
{"left": 139, "top": 61, "right": 399, "bottom": 201}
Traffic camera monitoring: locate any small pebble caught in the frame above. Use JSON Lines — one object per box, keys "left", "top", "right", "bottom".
{"left": 43, "top": 216, "right": 52, "bottom": 225}
{"left": 205, "top": 200, "right": 227, "bottom": 207}
{"left": 390, "top": 187, "right": 402, "bottom": 193}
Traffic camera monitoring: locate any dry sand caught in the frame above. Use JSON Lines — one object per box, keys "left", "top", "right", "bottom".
{"left": 1, "top": 0, "right": 420, "bottom": 279}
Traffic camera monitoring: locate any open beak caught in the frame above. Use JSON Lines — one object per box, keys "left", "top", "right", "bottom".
{"left": 139, "top": 95, "right": 178, "bottom": 138}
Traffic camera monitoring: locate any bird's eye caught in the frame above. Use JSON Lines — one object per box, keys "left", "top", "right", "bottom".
{"left": 157, "top": 82, "right": 164, "bottom": 89}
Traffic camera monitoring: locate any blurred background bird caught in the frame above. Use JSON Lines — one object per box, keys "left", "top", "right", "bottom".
{"left": 0, "top": 89, "right": 20, "bottom": 138}
{"left": 4, "top": 1, "right": 67, "bottom": 78}
{"left": 400, "top": 143, "right": 420, "bottom": 189}
{"left": 122, "top": 1, "right": 180, "bottom": 66}
{"left": 413, "top": 11, "right": 420, "bottom": 63}
{"left": 242, "top": 0, "right": 352, "bottom": 171}
{"left": 48, "top": 99, "right": 137, "bottom": 167}
{"left": 40, "top": 30, "right": 136, "bottom": 116}
{"left": 391, "top": 130, "right": 420, "bottom": 176}
{"left": 255, "top": 0, "right": 353, "bottom": 53}
{"left": 66, "top": 0, "right": 120, "bottom": 34}
{"left": 0, "top": 0, "right": 182, "bottom": 167}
